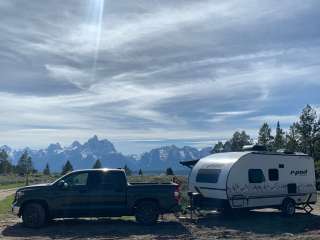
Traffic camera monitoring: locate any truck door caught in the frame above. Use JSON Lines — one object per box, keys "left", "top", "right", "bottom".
{"left": 53, "top": 171, "right": 91, "bottom": 217}
{"left": 86, "top": 171, "right": 127, "bottom": 215}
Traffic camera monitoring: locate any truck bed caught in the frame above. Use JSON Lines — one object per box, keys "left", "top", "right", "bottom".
{"left": 126, "top": 182, "right": 179, "bottom": 212}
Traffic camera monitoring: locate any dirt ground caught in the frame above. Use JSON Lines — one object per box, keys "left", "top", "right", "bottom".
{"left": 1, "top": 204, "right": 320, "bottom": 240}
{"left": 0, "top": 189, "right": 16, "bottom": 201}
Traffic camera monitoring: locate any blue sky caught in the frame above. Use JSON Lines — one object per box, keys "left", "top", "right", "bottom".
{"left": 0, "top": 0, "right": 320, "bottom": 154}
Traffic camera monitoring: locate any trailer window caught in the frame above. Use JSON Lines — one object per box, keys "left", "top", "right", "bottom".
{"left": 268, "top": 169, "right": 279, "bottom": 181}
{"left": 196, "top": 169, "right": 221, "bottom": 183}
{"left": 248, "top": 169, "right": 265, "bottom": 183}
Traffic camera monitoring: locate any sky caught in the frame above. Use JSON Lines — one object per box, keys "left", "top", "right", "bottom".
{"left": 0, "top": 0, "right": 320, "bottom": 154}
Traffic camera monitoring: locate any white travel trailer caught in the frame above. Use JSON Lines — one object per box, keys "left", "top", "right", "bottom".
{"left": 182, "top": 149, "right": 317, "bottom": 216}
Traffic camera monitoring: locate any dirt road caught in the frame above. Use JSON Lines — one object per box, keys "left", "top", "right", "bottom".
{"left": 1, "top": 207, "right": 320, "bottom": 240}
{"left": 0, "top": 189, "right": 16, "bottom": 201}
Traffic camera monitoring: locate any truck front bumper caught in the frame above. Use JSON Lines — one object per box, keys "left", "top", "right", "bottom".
{"left": 12, "top": 203, "right": 20, "bottom": 216}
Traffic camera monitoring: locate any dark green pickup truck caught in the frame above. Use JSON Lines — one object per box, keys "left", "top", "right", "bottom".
{"left": 12, "top": 169, "right": 180, "bottom": 228}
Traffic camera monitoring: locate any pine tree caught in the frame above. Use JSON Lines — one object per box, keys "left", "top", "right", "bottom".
{"left": 138, "top": 168, "right": 143, "bottom": 176}
{"left": 286, "top": 123, "right": 300, "bottom": 152}
{"left": 43, "top": 163, "right": 50, "bottom": 175}
{"left": 213, "top": 142, "right": 224, "bottom": 153}
{"left": 124, "top": 165, "right": 132, "bottom": 176}
{"left": 230, "top": 131, "right": 251, "bottom": 151}
{"left": 258, "top": 123, "right": 273, "bottom": 150}
{"left": 273, "top": 121, "right": 285, "bottom": 150}
{"left": 17, "top": 151, "right": 33, "bottom": 185}
{"left": 93, "top": 159, "right": 102, "bottom": 169}
{"left": 166, "top": 167, "right": 174, "bottom": 176}
{"left": 296, "top": 105, "right": 320, "bottom": 157}
{"left": 0, "top": 150, "right": 12, "bottom": 174}
{"left": 61, "top": 160, "right": 73, "bottom": 175}
{"left": 223, "top": 141, "right": 232, "bottom": 152}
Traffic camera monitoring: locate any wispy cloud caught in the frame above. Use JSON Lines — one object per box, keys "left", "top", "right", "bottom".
{"left": 248, "top": 115, "right": 298, "bottom": 124}
{"left": 45, "top": 64, "right": 91, "bottom": 89}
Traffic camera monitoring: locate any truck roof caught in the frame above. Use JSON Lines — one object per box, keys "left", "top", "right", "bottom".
{"left": 70, "top": 168, "right": 125, "bottom": 173}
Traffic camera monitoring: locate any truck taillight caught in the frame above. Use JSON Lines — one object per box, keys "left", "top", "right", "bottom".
{"left": 174, "top": 185, "right": 180, "bottom": 203}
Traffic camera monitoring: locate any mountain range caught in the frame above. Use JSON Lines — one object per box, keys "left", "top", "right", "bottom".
{"left": 0, "top": 135, "right": 212, "bottom": 172}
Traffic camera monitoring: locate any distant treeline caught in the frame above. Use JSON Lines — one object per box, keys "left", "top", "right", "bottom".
{"left": 210, "top": 104, "right": 320, "bottom": 183}
{"left": 0, "top": 105, "right": 320, "bottom": 179}
{"left": 211, "top": 104, "right": 320, "bottom": 160}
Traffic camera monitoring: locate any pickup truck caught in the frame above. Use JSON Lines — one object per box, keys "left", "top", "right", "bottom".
{"left": 12, "top": 169, "right": 180, "bottom": 228}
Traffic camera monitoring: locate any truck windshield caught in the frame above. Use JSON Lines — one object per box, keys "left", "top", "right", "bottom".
{"left": 196, "top": 169, "right": 221, "bottom": 183}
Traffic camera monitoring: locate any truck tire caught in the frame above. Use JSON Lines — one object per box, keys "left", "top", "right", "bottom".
{"left": 22, "top": 203, "right": 47, "bottom": 228}
{"left": 135, "top": 201, "right": 159, "bottom": 225}
{"left": 281, "top": 198, "right": 296, "bottom": 217}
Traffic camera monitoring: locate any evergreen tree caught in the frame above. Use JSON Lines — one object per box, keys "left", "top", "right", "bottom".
{"left": 286, "top": 123, "right": 300, "bottom": 153}
{"left": 273, "top": 121, "right": 285, "bottom": 150}
{"left": 296, "top": 105, "right": 320, "bottom": 157}
{"left": 61, "top": 160, "right": 73, "bottom": 175}
{"left": 43, "top": 163, "right": 50, "bottom": 175}
{"left": 93, "top": 159, "right": 102, "bottom": 169}
{"left": 17, "top": 151, "right": 33, "bottom": 185}
{"left": 223, "top": 141, "right": 232, "bottom": 152}
{"left": 213, "top": 142, "right": 224, "bottom": 153}
{"left": 0, "top": 150, "right": 12, "bottom": 174}
{"left": 17, "top": 151, "right": 33, "bottom": 175}
{"left": 240, "top": 131, "right": 251, "bottom": 146}
{"left": 230, "top": 131, "right": 251, "bottom": 151}
{"left": 124, "top": 164, "right": 132, "bottom": 176}
{"left": 258, "top": 123, "right": 273, "bottom": 150}
{"left": 138, "top": 168, "right": 143, "bottom": 176}
{"left": 166, "top": 167, "right": 174, "bottom": 176}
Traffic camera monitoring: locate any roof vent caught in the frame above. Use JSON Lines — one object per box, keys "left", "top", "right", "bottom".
{"left": 242, "top": 144, "right": 267, "bottom": 151}
{"left": 276, "top": 149, "right": 295, "bottom": 154}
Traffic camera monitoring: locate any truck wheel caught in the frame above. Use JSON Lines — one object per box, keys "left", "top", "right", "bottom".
{"left": 22, "top": 203, "right": 47, "bottom": 228}
{"left": 281, "top": 198, "right": 296, "bottom": 217}
{"left": 135, "top": 201, "right": 159, "bottom": 225}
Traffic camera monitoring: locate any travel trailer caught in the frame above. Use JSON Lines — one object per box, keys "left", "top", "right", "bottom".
{"left": 181, "top": 148, "right": 317, "bottom": 216}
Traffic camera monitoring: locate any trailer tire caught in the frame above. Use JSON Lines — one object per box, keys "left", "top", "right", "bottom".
{"left": 135, "top": 201, "right": 159, "bottom": 225}
{"left": 281, "top": 198, "right": 296, "bottom": 217}
{"left": 22, "top": 203, "right": 47, "bottom": 228}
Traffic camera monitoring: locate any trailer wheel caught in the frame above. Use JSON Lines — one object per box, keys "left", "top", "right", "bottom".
{"left": 135, "top": 201, "right": 159, "bottom": 225}
{"left": 22, "top": 203, "right": 47, "bottom": 228}
{"left": 281, "top": 198, "right": 296, "bottom": 217}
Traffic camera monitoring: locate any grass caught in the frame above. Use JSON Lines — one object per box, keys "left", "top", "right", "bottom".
{"left": 0, "top": 195, "right": 14, "bottom": 218}
{"left": 0, "top": 182, "right": 25, "bottom": 190}
{"left": 0, "top": 174, "right": 58, "bottom": 188}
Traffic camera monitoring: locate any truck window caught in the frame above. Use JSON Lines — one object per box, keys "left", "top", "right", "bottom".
{"left": 196, "top": 169, "right": 221, "bottom": 183}
{"left": 248, "top": 169, "right": 265, "bottom": 183}
{"left": 101, "top": 172, "right": 126, "bottom": 191}
{"left": 87, "top": 171, "right": 126, "bottom": 191}
{"left": 87, "top": 172, "right": 103, "bottom": 188}
{"left": 268, "top": 169, "right": 279, "bottom": 181}
{"left": 64, "top": 172, "right": 89, "bottom": 187}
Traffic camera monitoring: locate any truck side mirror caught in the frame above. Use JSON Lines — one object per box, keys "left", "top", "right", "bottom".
{"left": 58, "top": 180, "right": 69, "bottom": 189}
